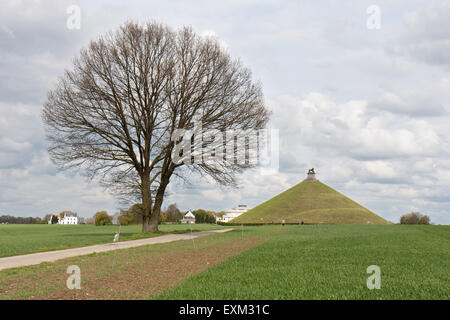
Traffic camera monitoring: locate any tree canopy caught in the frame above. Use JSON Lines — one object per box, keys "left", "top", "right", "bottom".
{"left": 42, "top": 22, "right": 269, "bottom": 232}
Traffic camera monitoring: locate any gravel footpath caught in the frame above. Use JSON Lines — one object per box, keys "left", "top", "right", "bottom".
{"left": 0, "top": 228, "right": 233, "bottom": 271}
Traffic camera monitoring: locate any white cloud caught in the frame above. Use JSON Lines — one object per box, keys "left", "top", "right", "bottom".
{"left": 201, "top": 190, "right": 225, "bottom": 202}
{"left": 363, "top": 161, "right": 397, "bottom": 180}
{"left": 270, "top": 93, "right": 444, "bottom": 160}
{"left": 395, "top": 1, "right": 450, "bottom": 67}
{"left": 0, "top": 25, "right": 15, "bottom": 39}
{"left": 368, "top": 91, "right": 445, "bottom": 116}
{"left": 0, "top": 151, "right": 116, "bottom": 218}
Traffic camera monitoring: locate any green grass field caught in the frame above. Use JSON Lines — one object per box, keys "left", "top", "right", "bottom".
{"left": 156, "top": 224, "right": 449, "bottom": 299}
{"left": 0, "top": 224, "right": 448, "bottom": 299}
{"left": 0, "top": 223, "right": 226, "bottom": 258}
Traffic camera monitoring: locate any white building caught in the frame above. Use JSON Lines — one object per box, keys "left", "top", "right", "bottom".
{"left": 60, "top": 212, "right": 78, "bottom": 224}
{"left": 48, "top": 212, "right": 79, "bottom": 224}
{"left": 181, "top": 210, "right": 196, "bottom": 224}
{"left": 217, "top": 205, "right": 250, "bottom": 223}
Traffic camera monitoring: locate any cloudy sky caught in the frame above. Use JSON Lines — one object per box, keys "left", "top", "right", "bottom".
{"left": 1, "top": 0, "right": 450, "bottom": 224}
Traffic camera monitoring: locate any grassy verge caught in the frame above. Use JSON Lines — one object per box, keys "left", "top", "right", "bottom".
{"left": 156, "top": 224, "right": 450, "bottom": 299}
{"left": 0, "top": 223, "right": 226, "bottom": 257}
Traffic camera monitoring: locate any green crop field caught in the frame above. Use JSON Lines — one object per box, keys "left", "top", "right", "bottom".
{"left": 0, "top": 223, "right": 226, "bottom": 258}
{"left": 156, "top": 224, "right": 450, "bottom": 299}
{"left": 0, "top": 224, "right": 448, "bottom": 300}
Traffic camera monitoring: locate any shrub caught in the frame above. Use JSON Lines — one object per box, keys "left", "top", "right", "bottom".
{"left": 193, "top": 209, "right": 216, "bottom": 224}
{"left": 118, "top": 209, "right": 134, "bottom": 225}
{"left": 0, "top": 215, "right": 44, "bottom": 224}
{"left": 119, "top": 203, "right": 144, "bottom": 225}
{"left": 418, "top": 215, "right": 431, "bottom": 225}
{"left": 94, "top": 211, "right": 112, "bottom": 226}
{"left": 59, "top": 211, "right": 75, "bottom": 219}
{"left": 51, "top": 215, "right": 59, "bottom": 224}
{"left": 400, "top": 212, "right": 430, "bottom": 225}
{"left": 166, "top": 203, "right": 182, "bottom": 222}
{"left": 160, "top": 203, "right": 182, "bottom": 223}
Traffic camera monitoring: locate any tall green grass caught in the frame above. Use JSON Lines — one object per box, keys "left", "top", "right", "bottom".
{"left": 156, "top": 224, "right": 449, "bottom": 299}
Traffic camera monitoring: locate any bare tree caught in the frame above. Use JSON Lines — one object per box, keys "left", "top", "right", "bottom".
{"left": 166, "top": 203, "right": 181, "bottom": 222}
{"left": 42, "top": 22, "right": 270, "bottom": 233}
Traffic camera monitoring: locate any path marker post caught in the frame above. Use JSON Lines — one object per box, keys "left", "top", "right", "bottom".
{"left": 112, "top": 224, "right": 122, "bottom": 269}
{"left": 189, "top": 221, "right": 196, "bottom": 249}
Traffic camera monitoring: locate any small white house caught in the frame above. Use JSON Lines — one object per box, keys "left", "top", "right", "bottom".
{"left": 217, "top": 205, "right": 250, "bottom": 223}
{"left": 60, "top": 212, "right": 78, "bottom": 224}
{"left": 48, "top": 212, "right": 79, "bottom": 225}
{"left": 181, "top": 210, "right": 196, "bottom": 224}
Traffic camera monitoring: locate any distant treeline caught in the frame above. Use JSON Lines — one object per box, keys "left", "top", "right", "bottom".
{"left": 0, "top": 215, "right": 44, "bottom": 224}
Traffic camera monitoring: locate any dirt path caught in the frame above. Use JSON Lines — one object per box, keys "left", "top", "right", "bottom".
{"left": 0, "top": 228, "right": 233, "bottom": 271}
{"left": 0, "top": 229, "right": 266, "bottom": 299}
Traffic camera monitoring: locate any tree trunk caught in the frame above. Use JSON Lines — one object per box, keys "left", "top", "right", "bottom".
{"left": 141, "top": 173, "right": 159, "bottom": 233}
{"left": 141, "top": 190, "right": 165, "bottom": 233}
{"left": 143, "top": 170, "right": 172, "bottom": 232}
{"left": 142, "top": 212, "right": 159, "bottom": 233}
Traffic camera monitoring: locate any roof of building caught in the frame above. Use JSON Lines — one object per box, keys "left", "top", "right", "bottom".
{"left": 64, "top": 212, "right": 77, "bottom": 217}
{"left": 184, "top": 211, "right": 195, "bottom": 218}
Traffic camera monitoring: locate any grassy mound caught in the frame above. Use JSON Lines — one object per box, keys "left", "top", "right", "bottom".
{"left": 232, "top": 180, "right": 389, "bottom": 224}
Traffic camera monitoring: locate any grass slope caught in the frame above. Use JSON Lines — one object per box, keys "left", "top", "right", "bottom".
{"left": 157, "top": 225, "right": 450, "bottom": 299}
{"left": 0, "top": 224, "right": 226, "bottom": 258}
{"left": 232, "top": 180, "right": 389, "bottom": 224}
